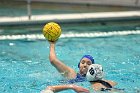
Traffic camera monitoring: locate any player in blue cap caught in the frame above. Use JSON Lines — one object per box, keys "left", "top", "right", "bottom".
{"left": 43, "top": 41, "right": 119, "bottom": 92}
{"left": 48, "top": 41, "right": 94, "bottom": 82}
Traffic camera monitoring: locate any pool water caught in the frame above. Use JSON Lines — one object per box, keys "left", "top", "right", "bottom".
{"left": 0, "top": 33, "right": 140, "bottom": 93}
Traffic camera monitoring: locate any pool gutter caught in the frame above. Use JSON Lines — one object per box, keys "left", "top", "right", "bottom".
{"left": 0, "top": 11, "right": 140, "bottom": 26}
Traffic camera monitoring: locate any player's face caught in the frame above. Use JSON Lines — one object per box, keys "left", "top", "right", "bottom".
{"left": 79, "top": 58, "right": 92, "bottom": 76}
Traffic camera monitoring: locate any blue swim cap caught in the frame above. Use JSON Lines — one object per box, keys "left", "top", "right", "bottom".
{"left": 78, "top": 55, "right": 95, "bottom": 68}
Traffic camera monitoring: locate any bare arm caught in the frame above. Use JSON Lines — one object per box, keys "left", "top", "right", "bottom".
{"left": 106, "top": 80, "right": 117, "bottom": 86}
{"left": 49, "top": 42, "right": 76, "bottom": 79}
{"left": 90, "top": 80, "right": 117, "bottom": 91}
{"left": 42, "top": 84, "right": 89, "bottom": 93}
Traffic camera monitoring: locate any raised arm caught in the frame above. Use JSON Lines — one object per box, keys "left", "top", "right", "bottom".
{"left": 41, "top": 84, "right": 89, "bottom": 93}
{"left": 49, "top": 41, "right": 76, "bottom": 79}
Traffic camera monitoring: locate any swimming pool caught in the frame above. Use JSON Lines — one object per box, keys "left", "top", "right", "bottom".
{"left": 0, "top": 27, "right": 140, "bottom": 93}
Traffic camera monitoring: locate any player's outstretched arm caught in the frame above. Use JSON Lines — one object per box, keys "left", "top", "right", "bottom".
{"left": 49, "top": 41, "right": 76, "bottom": 79}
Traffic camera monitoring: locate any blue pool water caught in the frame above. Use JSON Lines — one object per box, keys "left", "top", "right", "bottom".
{"left": 0, "top": 33, "right": 140, "bottom": 93}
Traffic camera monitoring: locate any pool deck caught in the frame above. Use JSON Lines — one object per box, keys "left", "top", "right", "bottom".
{"left": 0, "top": 11, "right": 140, "bottom": 26}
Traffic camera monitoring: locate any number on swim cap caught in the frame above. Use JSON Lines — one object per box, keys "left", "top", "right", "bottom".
{"left": 86, "top": 64, "right": 104, "bottom": 81}
{"left": 89, "top": 67, "right": 95, "bottom": 75}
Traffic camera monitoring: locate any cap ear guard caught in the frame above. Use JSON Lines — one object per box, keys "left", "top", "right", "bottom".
{"left": 86, "top": 64, "right": 104, "bottom": 81}
{"left": 78, "top": 63, "right": 80, "bottom": 68}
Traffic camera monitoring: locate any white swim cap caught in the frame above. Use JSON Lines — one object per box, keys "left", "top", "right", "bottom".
{"left": 86, "top": 64, "right": 104, "bottom": 81}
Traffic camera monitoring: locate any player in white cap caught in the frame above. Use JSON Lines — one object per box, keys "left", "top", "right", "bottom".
{"left": 86, "top": 64, "right": 118, "bottom": 91}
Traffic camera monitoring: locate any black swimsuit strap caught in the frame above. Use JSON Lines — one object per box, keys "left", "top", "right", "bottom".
{"left": 93, "top": 80, "right": 113, "bottom": 88}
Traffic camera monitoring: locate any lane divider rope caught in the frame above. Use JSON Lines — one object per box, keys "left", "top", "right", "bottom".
{"left": 0, "top": 30, "right": 140, "bottom": 40}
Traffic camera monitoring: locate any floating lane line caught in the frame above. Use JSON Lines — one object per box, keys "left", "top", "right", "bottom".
{"left": 0, "top": 30, "right": 140, "bottom": 40}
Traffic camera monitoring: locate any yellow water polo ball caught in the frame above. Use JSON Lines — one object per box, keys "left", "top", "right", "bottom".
{"left": 43, "top": 22, "right": 62, "bottom": 41}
